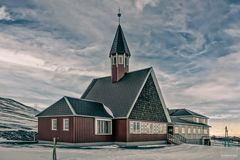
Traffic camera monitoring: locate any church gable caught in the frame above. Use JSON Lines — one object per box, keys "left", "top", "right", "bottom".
{"left": 36, "top": 97, "right": 73, "bottom": 117}
{"left": 129, "top": 74, "right": 168, "bottom": 122}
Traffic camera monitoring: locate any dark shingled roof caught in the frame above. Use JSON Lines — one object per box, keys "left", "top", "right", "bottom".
{"left": 36, "top": 98, "right": 73, "bottom": 117}
{"left": 81, "top": 67, "right": 152, "bottom": 117}
{"left": 109, "top": 24, "right": 131, "bottom": 57}
{"left": 169, "top": 109, "right": 208, "bottom": 118}
{"left": 171, "top": 117, "right": 210, "bottom": 127}
{"left": 36, "top": 97, "right": 113, "bottom": 118}
{"left": 67, "top": 97, "right": 112, "bottom": 118}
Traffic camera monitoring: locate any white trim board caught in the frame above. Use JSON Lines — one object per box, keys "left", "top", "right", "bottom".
{"left": 64, "top": 96, "right": 77, "bottom": 115}
{"left": 126, "top": 67, "right": 171, "bottom": 123}
{"left": 150, "top": 69, "right": 171, "bottom": 123}
{"left": 126, "top": 67, "right": 152, "bottom": 118}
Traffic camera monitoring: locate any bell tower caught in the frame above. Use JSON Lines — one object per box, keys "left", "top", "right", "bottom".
{"left": 109, "top": 9, "right": 131, "bottom": 82}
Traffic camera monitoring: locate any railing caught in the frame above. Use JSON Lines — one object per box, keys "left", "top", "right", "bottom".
{"left": 175, "top": 134, "right": 187, "bottom": 143}
{"left": 167, "top": 134, "right": 182, "bottom": 145}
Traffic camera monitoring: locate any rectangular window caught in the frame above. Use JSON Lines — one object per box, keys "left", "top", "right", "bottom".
{"left": 95, "top": 119, "right": 112, "bottom": 135}
{"left": 118, "top": 56, "right": 123, "bottom": 64}
{"left": 181, "top": 127, "right": 185, "bottom": 134}
{"left": 133, "top": 121, "right": 141, "bottom": 133}
{"left": 130, "top": 121, "right": 166, "bottom": 134}
{"left": 51, "top": 119, "right": 57, "bottom": 131}
{"left": 198, "top": 128, "right": 201, "bottom": 134}
{"left": 125, "top": 57, "right": 128, "bottom": 65}
{"left": 204, "top": 129, "right": 208, "bottom": 134}
{"left": 204, "top": 119, "right": 208, "bottom": 124}
{"left": 196, "top": 118, "right": 199, "bottom": 123}
{"left": 188, "top": 128, "right": 191, "bottom": 134}
{"left": 193, "top": 128, "right": 196, "bottom": 134}
{"left": 112, "top": 56, "right": 116, "bottom": 65}
{"left": 203, "top": 119, "right": 208, "bottom": 124}
{"left": 63, "top": 118, "right": 69, "bottom": 131}
{"left": 175, "top": 127, "right": 179, "bottom": 134}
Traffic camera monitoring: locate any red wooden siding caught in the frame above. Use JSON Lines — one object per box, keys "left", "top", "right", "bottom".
{"left": 38, "top": 117, "right": 74, "bottom": 143}
{"left": 38, "top": 117, "right": 167, "bottom": 143}
{"left": 73, "top": 117, "right": 112, "bottom": 143}
{"left": 113, "top": 119, "right": 128, "bottom": 142}
{"left": 113, "top": 119, "right": 167, "bottom": 142}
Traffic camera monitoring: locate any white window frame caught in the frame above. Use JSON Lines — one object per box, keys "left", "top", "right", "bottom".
{"left": 130, "top": 121, "right": 167, "bottom": 134}
{"left": 175, "top": 127, "right": 179, "bottom": 134}
{"left": 203, "top": 119, "right": 208, "bottom": 124}
{"left": 51, "top": 119, "right": 57, "bottom": 131}
{"left": 204, "top": 128, "right": 208, "bottom": 134}
{"left": 95, "top": 118, "right": 112, "bottom": 135}
{"left": 130, "top": 121, "right": 141, "bottom": 134}
{"left": 193, "top": 128, "right": 196, "bottom": 134}
{"left": 196, "top": 117, "right": 199, "bottom": 123}
{"left": 188, "top": 128, "right": 191, "bottom": 134}
{"left": 205, "top": 119, "right": 208, "bottom": 124}
{"left": 118, "top": 55, "right": 124, "bottom": 64}
{"left": 63, "top": 118, "right": 69, "bottom": 131}
{"left": 181, "top": 127, "right": 185, "bottom": 134}
{"left": 198, "top": 128, "right": 201, "bottom": 134}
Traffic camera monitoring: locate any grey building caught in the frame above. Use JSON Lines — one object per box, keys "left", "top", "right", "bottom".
{"left": 168, "top": 109, "right": 211, "bottom": 145}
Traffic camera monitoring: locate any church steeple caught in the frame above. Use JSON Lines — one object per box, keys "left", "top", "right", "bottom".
{"left": 110, "top": 10, "right": 131, "bottom": 83}
{"left": 109, "top": 25, "right": 131, "bottom": 57}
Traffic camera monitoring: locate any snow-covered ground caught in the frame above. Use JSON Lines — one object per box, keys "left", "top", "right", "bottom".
{"left": 0, "top": 144, "right": 239, "bottom": 160}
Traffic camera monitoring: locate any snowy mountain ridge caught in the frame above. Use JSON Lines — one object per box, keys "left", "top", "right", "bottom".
{"left": 0, "top": 97, "right": 39, "bottom": 131}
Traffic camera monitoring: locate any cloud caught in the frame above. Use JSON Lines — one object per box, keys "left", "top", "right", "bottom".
{"left": 0, "top": 6, "right": 12, "bottom": 20}
{"left": 0, "top": 48, "right": 45, "bottom": 68}
{"left": 0, "top": 0, "right": 240, "bottom": 135}
{"left": 135, "top": 0, "right": 161, "bottom": 12}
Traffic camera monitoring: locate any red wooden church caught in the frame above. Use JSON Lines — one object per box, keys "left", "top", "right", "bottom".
{"left": 36, "top": 13, "right": 171, "bottom": 145}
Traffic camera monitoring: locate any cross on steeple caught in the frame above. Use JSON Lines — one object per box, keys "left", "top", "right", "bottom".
{"left": 118, "top": 8, "right": 121, "bottom": 24}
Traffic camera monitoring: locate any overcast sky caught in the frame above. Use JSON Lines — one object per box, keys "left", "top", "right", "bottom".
{"left": 0, "top": 0, "right": 239, "bottom": 136}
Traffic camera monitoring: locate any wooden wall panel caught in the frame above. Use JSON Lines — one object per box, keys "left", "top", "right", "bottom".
{"left": 38, "top": 117, "right": 167, "bottom": 143}
{"left": 113, "top": 119, "right": 128, "bottom": 142}
{"left": 38, "top": 117, "right": 74, "bottom": 143}
{"left": 73, "top": 117, "right": 113, "bottom": 143}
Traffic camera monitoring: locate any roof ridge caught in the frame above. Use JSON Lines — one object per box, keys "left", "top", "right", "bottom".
{"left": 184, "top": 108, "right": 194, "bottom": 115}
{"left": 80, "top": 98, "right": 103, "bottom": 104}
{"left": 81, "top": 79, "right": 97, "bottom": 99}
{"left": 173, "top": 117, "right": 210, "bottom": 126}
{"left": 170, "top": 108, "right": 208, "bottom": 118}
{"left": 64, "top": 97, "right": 77, "bottom": 115}
{"left": 65, "top": 96, "right": 104, "bottom": 105}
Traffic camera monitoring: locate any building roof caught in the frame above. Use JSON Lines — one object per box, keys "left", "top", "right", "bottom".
{"left": 169, "top": 108, "right": 208, "bottom": 118}
{"left": 36, "top": 96, "right": 113, "bottom": 118}
{"left": 109, "top": 24, "right": 131, "bottom": 57}
{"left": 171, "top": 117, "right": 210, "bottom": 127}
{"left": 81, "top": 67, "right": 152, "bottom": 117}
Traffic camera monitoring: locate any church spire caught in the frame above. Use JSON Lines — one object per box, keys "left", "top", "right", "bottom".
{"left": 109, "top": 10, "right": 131, "bottom": 58}
{"left": 110, "top": 10, "right": 131, "bottom": 82}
